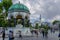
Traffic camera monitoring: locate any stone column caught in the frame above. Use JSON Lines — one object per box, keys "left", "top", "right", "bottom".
{"left": 14, "top": 18, "right": 17, "bottom": 26}
{"left": 13, "top": 13, "right": 17, "bottom": 26}
{"left": 22, "top": 14, "right": 25, "bottom": 27}
{"left": 21, "top": 18, "right": 24, "bottom": 27}
{"left": 27, "top": 20, "right": 30, "bottom": 27}
{"left": 26, "top": 15, "right": 30, "bottom": 27}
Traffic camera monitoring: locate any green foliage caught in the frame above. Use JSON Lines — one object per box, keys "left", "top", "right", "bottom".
{"left": 39, "top": 26, "right": 42, "bottom": 28}
{"left": 44, "top": 25, "right": 48, "bottom": 30}
{"left": 0, "top": 17, "right": 9, "bottom": 27}
{"left": 10, "top": 17, "right": 15, "bottom": 27}
{"left": 2, "top": 20, "right": 8, "bottom": 27}
{"left": 0, "top": 15, "right": 4, "bottom": 18}
{"left": 35, "top": 23, "right": 39, "bottom": 29}
{"left": 29, "top": 23, "right": 32, "bottom": 29}
{"left": 52, "top": 20, "right": 60, "bottom": 25}
{"left": 11, "top": 23, "right": 14, "bottom": 27}
{"left": 0, "top": 2, "right": 3, "bottom": 13}
{"left": 0, "top": 9, "right": 2, "bottom": 13}
{"left": 3, "top": 0, "right": 12, "bottom": 11}
{"left": 2, "top": 0, "right": 12, "bottom": 16}
{"left": 0, "top": 0, "right": 12, "bottom": 13}
{"left": 0, "top": 0, "right": 13, "bottom": 27}
{"left": 43, "top": 25, "right": 49, "bottom": 32}
{"left": 0, "top": 2, "right": 3, "bottom": 8}
{"left": 24, "top": 17, "right": 30, "bottom": 27}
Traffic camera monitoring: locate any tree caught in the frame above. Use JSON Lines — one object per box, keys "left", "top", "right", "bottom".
{"left": 3, "top": 0, "right": 12, "bottom": 11}
{"left": 29, "top": 23, "right": 32, "bottom": 29}
{"left": 2, "top": 20, "right": 8, "bottom": 27}
{"left": 0, "top": 0, "right": 12, "bottom": 27}
{"left": 2, "top": 0, "right": 12, "bottom": 16}
{"left": 0, "top": 2, "right": 3, "bottom": 13}
{"left": 0, "top": 15, "right": 4, "bottom": 27}
{"left": 35, "top": 23, "right": 39, "bottom": 29}
{"left": 24, "top": 16, "right": 30, "bottom": 27}
{"left": 52, "top": 20, "right": 60, "bottom": 25}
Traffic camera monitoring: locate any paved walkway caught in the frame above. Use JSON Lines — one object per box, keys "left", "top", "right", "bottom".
{"left": 0, "top": 30, "right": 59, "bottom": 40}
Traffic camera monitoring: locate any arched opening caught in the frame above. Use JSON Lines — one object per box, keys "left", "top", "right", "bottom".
{"left": 16, "top": 15, "right": 23, "bottom": 25}
{"left": 16, "top": 15, "right": 22, "bottom": 19}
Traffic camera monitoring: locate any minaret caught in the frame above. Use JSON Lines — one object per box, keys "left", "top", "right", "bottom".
{"left": 19, "top": 1, "right": 20, "bottom": 4}
{"left": 40, "top": 14, "right": 42, "bottom": 26}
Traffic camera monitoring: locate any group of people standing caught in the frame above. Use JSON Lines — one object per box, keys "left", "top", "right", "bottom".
{"left": 1, "top": 28, "right": 22, "bottom": 40}
{"left": 41, "top": 29, "right": 48, "bottom": 38}
{"left": 30, "top": 28, "right": 48, "bottom": 38}
{"left": 2, "top": 27, "right": 60, "bottom": 40}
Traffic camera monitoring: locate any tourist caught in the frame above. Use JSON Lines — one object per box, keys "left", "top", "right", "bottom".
{"left": 52, "top": 29, "right": 55, "bottom": 33}
{"left": 35, "top": 30, "right": 38, "bottom": 37}
{"left": 9, "top": 30, "right": 14, "bottom": 40}
{"left": 42, "top": 30, "right": 45, "bottom": 37}
{"left": 41, "top": 28, "right": 45, "bottom": 37}
{"left": 2, "top": 28, "right": 5, "bottom": 40}
{"left": 50, "top": 28, "right": 53, "bottom": 33}
{"left": 44, "top": 28, "right": 48, "bottom": 38}
{"left": 45, "top": 31, "right": 48, "bottom": 38}
{"left": 18, "top": 30, "right": 22, "bottom": 39}
{"left": 58, "top": 33, "right": 60, "bottom": 40}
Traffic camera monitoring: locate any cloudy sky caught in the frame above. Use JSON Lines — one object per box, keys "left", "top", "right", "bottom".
{"left": 8, "top": 0, "right": 60, "bottom": 23}
{"left": 12, "top": 0, "right": 60, "bottom": 23}
{"left": 0, "top": 0, "right": 2, "bottom": 2}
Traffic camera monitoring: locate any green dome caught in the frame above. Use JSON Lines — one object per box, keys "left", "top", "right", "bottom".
{"left": 8, "top": 3, "right": 30, "bottom": 13}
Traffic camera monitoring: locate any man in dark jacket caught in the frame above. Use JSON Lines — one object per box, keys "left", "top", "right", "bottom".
{"left": 2, "top": 28, "right": 5, "bottom": 40}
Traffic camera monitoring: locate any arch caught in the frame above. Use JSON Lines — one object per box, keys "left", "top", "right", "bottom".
{"left": 16, "top": 15, "right": 22, "bottom": 19}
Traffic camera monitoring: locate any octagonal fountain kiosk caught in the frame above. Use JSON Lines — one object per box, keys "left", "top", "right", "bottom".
{"left": 7, "top": 2, "right": 31, "bottom": 36}
{"left": 8, "top": 2, "right": 30, "bottom": 27}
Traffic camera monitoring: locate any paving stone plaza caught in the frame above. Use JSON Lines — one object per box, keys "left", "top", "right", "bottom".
{"left": 0, "top": 30, "right": 59, "bottom": 40}
{"left": 0, "top": 0, "right": 60, "bottom": 40}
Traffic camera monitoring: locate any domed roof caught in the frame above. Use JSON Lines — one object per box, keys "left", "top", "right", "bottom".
{"left": 8, "top": 3, "right": 30, "bottom": 14}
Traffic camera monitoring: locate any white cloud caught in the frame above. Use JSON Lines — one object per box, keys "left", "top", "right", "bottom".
{"left": 52, "top": 15, "right": 60, "bottom": 20}
{"left": 12, "top": 0, "right": 60, "bottom": 23}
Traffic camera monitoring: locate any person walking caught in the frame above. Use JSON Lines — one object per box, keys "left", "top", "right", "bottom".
{"left": 2, "top": 28, "right": 5, "bottom": 40}
{"left": 42, "top": 30, "right": 45, "bottom": 37}
{"left": 18, "top": 30, "right": 22, "bottom": 40}
{"left": 41, "top": 28, "right": 45, "bottom": 37}
{"left": 45, "top": 30, "right": 48, "bottom": 38}
{"left": 9, "top": 30, "right": 14, "bottom": 40}
{"left": 58, "top": 33, "right": 60, "bottom": 40}
{"left": 50, "top": 28, "right": 53, "bottom": 33}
